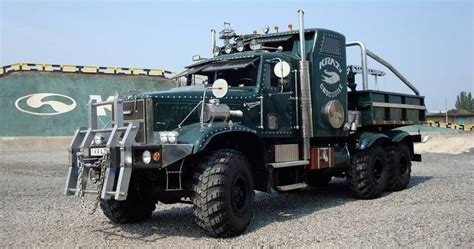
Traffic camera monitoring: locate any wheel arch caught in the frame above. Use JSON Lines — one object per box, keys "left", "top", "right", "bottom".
{"left": 203, "top": 131, "right": 269, "bottom": 192}
{"left": 354, "top": 131, "right": 391, "bottom": 150}
{"left": 178, "top": 122, "right": 269, "bottom": 192}
{"left": 385, "top": 130, "right": 418, "bottom": 159}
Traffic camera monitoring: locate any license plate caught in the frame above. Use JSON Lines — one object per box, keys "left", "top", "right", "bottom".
{"left": 90, "top": 147, "right": 109, "bottom": 156}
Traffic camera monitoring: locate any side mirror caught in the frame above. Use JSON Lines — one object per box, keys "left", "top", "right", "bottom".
{"left": 211, "top": 79, "right": 229, "bottom": 98}
{"left": 274, "top": 61, "right": 291, "bottom": 92}
{"left": 274, "top": 61, "right": 291, "bottom": 78}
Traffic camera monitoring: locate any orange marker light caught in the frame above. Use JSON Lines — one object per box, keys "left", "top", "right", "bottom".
{"left": 288, "top": 24, "right": 293, "bottom": 31}
{"left": 152, "top": 152, "right": 161, "bottom": 161}
{"left": 252, "top": 30, "right": 257, "bottom": 36}
{"left": 274, "top": 26, "right": 279, "bottom": 32}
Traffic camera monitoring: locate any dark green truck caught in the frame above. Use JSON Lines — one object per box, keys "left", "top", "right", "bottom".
{"left": 65, "top": 10, "right": 425, "bottom": 237}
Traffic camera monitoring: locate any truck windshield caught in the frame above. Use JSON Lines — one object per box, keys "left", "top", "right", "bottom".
{"left": 177, "top": 58, "right": 259, "bottom": 87}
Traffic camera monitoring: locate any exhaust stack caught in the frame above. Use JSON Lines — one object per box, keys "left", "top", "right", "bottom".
{"left": 211, "top": 29, "right": 216, "bottom": 57}
{"left": 298, "top": 9, "right": 314, "bottom": 160}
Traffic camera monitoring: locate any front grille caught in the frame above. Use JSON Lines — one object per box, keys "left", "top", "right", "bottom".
{"left": 123, "top": 100, "right": 146, "bottom": 143}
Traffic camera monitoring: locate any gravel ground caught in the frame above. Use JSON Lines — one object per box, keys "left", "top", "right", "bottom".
{"left": 1, "top": 148, "right": 473, "bottom": 247}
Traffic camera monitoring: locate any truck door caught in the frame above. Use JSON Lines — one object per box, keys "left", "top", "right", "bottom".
{"left": 261, "top": 60, "right": 297, "bottom": 136}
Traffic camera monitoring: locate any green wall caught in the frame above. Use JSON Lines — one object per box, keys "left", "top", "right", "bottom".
{"left": 0, "top": 71, "right": 175, "bottom": 136}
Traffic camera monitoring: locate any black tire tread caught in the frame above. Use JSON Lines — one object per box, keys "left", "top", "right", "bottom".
{"left": 347, "top": 145, "right": 388, "bottom": 199}
{"left": 192, "top": 149, "right": 254, "bottom": 238}
{"left": 388, "top": 143, "right": 412, "bottom": 191}
{"left": 100, "top": 180, "right": 157, "bottom": 224}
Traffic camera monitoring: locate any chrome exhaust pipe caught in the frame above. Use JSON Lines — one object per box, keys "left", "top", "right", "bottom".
{"left": 298, "top": 9, "right": 314, "bottom": 160}
{"left": 211, "top": 29, "right": 216, "bottom": 57}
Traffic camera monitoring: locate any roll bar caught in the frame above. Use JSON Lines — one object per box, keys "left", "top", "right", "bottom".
{"left": 346, "top": 41, "right": 420, "bottom": 96}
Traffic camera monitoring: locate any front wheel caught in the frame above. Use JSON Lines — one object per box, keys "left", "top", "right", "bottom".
{"left": 192, "top": 149, "right": 254, "bottom": 238}
{"left": 100, "top": 176, "right": 157, "bottom": 224}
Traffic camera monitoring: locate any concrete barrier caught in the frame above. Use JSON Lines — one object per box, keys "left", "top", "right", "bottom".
{"left": 0, "top": 68, "right": 176, "bottom": 136}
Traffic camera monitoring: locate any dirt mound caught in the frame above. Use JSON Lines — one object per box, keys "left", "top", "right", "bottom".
{"left": 415, "top": 133, "right": 474, "bottom": 154}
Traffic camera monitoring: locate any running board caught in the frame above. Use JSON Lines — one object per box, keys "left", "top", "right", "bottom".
{"left": 268, "top": 160, "right": 309, "bottom": 168}
{"left": 276, "top": 183, "right": 307, "bottom": 191}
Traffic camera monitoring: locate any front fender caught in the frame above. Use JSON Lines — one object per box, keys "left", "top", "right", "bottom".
{"left": 177, "top": 122, "right": 258, "bottom": 154}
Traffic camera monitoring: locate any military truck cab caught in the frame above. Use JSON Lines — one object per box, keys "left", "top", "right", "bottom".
{"left": 65, "top": 10, "right": 425, "bottom": 238}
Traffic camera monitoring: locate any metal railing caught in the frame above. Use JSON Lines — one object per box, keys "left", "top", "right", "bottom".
{"left": 1, "top": 62, "right": 176, "bottom": 78}
{"left": 346, "top": 41, "right": 420, "bottom": 96}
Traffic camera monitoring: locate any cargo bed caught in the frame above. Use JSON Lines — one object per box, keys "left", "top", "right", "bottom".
{"left": 348, "top": 90, "right": 426, "bottom": 127}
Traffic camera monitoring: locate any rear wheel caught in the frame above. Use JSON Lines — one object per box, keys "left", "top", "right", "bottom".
{"left": 388, "top": 143, "right": 412, "bottom": 191}
{"left": 347, "top": 145, "right": 389, "bottom": 199}
{"left": 192, "top": 149, "right": 254, "bottom": 238}
{"left": 100, "top": 176, "right": 157, "bottom": 224}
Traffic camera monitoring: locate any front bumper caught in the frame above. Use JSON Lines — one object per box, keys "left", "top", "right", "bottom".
{"left": 64, "top": 96, "right": 194, "bottom": 201}
{"left": 131, "top": 143, "right": 193, "bottom": 168}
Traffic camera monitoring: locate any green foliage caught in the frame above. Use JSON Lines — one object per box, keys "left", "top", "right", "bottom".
{"left": 455, "top": 91, "right": 473, "bottom": 113}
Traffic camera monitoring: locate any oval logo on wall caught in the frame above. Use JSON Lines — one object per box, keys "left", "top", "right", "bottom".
{"left": 15, "top": 93, "right": 77, "bottom": 115}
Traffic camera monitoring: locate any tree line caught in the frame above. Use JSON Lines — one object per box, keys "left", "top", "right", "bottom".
{"left": 448, "top": 91, "right": 473, "bottom": 113}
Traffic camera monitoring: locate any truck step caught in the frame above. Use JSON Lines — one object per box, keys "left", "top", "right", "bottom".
{"left": 268, "top": 160, "right": 309, "bottom": 168}
{"left": 276, "top": 183, "right": 307, "bottom": 191}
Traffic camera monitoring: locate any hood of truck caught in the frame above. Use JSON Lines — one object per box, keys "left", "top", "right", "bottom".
{"left": 126, "top": 85, "right": 259, "bottom": 131}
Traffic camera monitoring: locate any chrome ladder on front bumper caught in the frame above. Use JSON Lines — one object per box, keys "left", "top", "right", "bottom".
{"left": 64, "top": 97, "right": 138, "bottom": 201}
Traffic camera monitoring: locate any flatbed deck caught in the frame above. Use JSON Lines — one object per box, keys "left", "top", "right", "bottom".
{"left": 348, "top": 90, "right": 426, "bottom": 127}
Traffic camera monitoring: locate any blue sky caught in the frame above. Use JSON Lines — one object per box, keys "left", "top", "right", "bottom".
{"left": 1, "top": 0, "right": 472, "bottom": 112}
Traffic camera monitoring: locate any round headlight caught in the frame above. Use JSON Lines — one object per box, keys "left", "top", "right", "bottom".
{"left": 142, "top": 150, "right": 151, "bottom": 164}
{"left": 236, "top": 41, "right": 245, "bottom": 52}
{"left": 212, "top": 46, "right": 220, "bottom": 57}
{"left": 167, "top": 131, "right": 179, "bottom": 144}
{"left": 93, "top": 135, "right": 104, "bottom": 145}
{"left": 322, "top": 100, "right": 345, "bottom": 129}
{"left": 224, "top": 43, "right": 232, "bottom": 54}
{"left": 250, "top": 39, "right": 260, "bottom": 51}
{"left": 159, "top": 132, "right": 168, "bottom": 143}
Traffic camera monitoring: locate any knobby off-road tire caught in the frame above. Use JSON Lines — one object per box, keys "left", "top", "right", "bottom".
{"left": 192, "top": 149, "right": 255, "bottom": 238}
{"left": 305, "top": 171, "right": 332, "bottom": 187}
{"left": 347, "top": 145, "right": 389, "bottom": 199}
{"left": 100, "top": 177, "right": 157, "bottom": 224}
{"left": 388, "top": 143, "right": 412, "bottom": 191}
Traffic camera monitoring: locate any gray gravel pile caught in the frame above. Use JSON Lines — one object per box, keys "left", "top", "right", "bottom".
{"left": 0, "top": 149, "right": 473, "bottom": 247}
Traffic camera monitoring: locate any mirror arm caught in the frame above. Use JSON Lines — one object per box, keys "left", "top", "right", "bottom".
{"left": 268, "top": 91, "right": 293, "bottom": 97}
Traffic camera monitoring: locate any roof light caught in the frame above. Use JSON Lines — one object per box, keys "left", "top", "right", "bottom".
{"left": 236, "top": 41, "right": 245, "bottom": 52}
{"left": 250, "top": 39, "right": 261, "bottom": 51}
{"left": 288, "top": 24, "right": 293, "bottom": 31}
{"left": 224, "top": 43, "right": 232, "bottom": 54}
{"left": 274, "top": 26, "right": 279, "bottom": 32}
{"left": 212, "top": 46, "right": 220, "bottom": 57}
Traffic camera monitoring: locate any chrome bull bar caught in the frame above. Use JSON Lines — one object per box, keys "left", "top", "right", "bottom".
{"left": 64, "top": 97, "right": 138, "bottom": 201}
